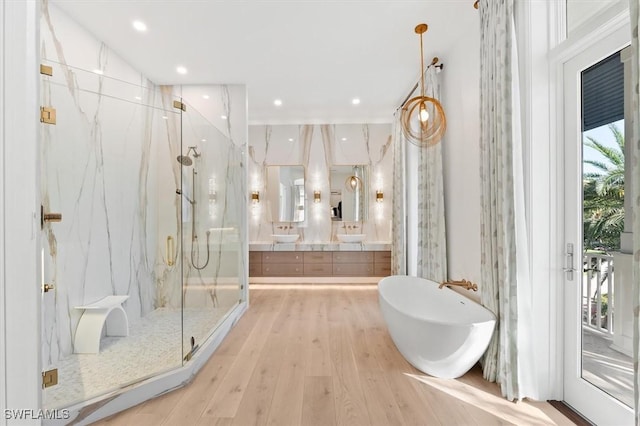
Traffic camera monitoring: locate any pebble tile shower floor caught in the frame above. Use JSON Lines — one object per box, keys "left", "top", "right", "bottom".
{"left": 44, "top": 300, "right": 238, "bottom": 409}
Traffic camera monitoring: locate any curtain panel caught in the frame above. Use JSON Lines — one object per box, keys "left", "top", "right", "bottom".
{"left": 391, "top": 113, "right": 407, "bottom": 275}
{"left": 417, "top": 68, "right": 448, "bottom": 282}
{"left": 478, "top": 0, "right": 534, "bottom": 401}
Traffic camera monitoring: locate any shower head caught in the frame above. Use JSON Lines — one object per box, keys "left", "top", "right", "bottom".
{"left": 188, "top": 146, "right": 201, "bottom": 158}
{"left": 176, "top": 146, "right": 201, "bottom": 166}
{"left": 176, "top": 155, "right": 193, "bottom": 166}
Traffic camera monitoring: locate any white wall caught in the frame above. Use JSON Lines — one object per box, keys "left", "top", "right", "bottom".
{"left": 1, "top": 0, "right": 42, "bottom": 424}
{"left": 441, "top": 28, "right": 482, "bottom": 299}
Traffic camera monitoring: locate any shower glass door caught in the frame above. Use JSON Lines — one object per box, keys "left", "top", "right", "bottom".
{"left": 179, "top": 98, "right": 244, "bottom": 362}
{"left": 40, "top": 60, "right": 184, "bottom": 408}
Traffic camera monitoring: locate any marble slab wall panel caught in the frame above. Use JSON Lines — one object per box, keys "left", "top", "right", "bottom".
{"left": 155, "top": 85, "right": 247, "bottom": 318}
{"left": 181, "top": 85, "right": 247, "bottom": 150}
{"left": 40, "top": 3, "right": 173, "bottom": 367}
{"left": 248, "top": 123, "right": 392, "bottom": 245}
{"left": 152, "top": 87, "right": 183, "bottom": 310}
{"left": 40, "top": 0, "right": 248, "bottom": 406}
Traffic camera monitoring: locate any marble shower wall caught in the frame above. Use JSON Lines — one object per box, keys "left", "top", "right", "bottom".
{"left": 40, "top": 2, "right": 247, "bottom": 369}
{"left": 156, "top": 85, "right": 247, "bottom": 316}
{"left": 248, "top": 123, "right": 393, "bottom": 243}
{"left": 40, "top": 2, "right": 169, "bottom": 367}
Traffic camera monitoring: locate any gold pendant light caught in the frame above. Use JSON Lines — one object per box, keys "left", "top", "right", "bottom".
{"left": 345, "top": 175, "right": 362, "bottom": 192}
{"left": 401, "top": 23, "right": 446, "bottom": 147}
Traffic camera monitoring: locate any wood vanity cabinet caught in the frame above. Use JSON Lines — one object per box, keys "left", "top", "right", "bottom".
{"left": 250, "top": 251, "right": 391, "bottom": 277}
{"left": 374, "top": 251, "right": 392, "bottom": 276}
{"left": 248, "top": 251, "right": 263, "bottom": 277}
{"left": 332, "top": 251, "right": 374, "bottom": 276}
{"left": 303, "top": 252, "right": 333, "bottom": 276}
{"left": 261, "top": 252, "right": 303, "bottom": 276}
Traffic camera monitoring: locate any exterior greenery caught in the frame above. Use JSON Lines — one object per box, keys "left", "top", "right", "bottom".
{"left": 583, "top": 123, "right": 624, "bottom": 251}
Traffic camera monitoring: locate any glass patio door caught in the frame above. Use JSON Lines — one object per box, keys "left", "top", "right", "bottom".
{"left": 562, "top": 24, "right": 632, "bottom": 425}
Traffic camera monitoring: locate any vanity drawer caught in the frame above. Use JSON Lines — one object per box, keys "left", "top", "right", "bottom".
{"left": 333, "top": 263, "right": 374, "bottom": 276}
{"left": 374, "top": 251, "right": 391, "bottom": 263}
{"left": 262, "top": 252, "right": 303, "bottom": 263}
{"left": 374, "top": 263, "right": 391, "bottom": 277}
{"left": 304, "top": 252, "right": 332, "bottom": 264}
{"left": 304, "top": 263, "right": 333, "bottom": 276}
{"left": 262, "top": 263, "right": 303, "bottom": 276}
{"left": 249, "top": 251, "right": 262, "bottom": 265}
{"left": 332, "top": 251, "right": 374, "bottom": 264}
{"left": 249, "top": 262, "right": 263, "bottom": 277}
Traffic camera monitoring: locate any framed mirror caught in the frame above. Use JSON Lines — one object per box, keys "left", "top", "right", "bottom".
{"left": 330, "top": 165, "right": 369, "bottom": 221}
{"left": 266, "top": 165, "right": 305, "bottom": 222}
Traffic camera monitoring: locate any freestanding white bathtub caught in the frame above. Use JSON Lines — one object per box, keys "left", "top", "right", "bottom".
{"left": 378, "top": 275, "right": 496, "bottom": 379}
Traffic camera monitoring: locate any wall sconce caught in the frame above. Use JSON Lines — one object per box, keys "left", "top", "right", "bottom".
{"left": 251, "top": 191, "right": 260, "bottom": 203}
{"left": 376, "top": 190, "right": 384, "bottom": 203}
{"left": 314, "top": 190, "right": 321, "bottom": 203}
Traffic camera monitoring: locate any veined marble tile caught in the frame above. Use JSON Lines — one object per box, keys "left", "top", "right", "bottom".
{"left": 249, "top": 242, "right": 391, "bottom": 251}
{"left": 249, "top": 123, "right": 393, "bottom": 247}
{"left": 40, "top": 2, "right": 248, "bottom": 412}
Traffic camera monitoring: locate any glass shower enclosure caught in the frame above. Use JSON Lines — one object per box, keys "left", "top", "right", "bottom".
{"left": 39, "top": 59, "right": 244, "bottom": 410}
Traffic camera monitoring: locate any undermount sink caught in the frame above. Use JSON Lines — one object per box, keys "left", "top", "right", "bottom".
{"left": 271, "top": 234, "right": 299, "bottom": 243}
{"left": 337, "top": 233, "right": 366, "bottom": 243}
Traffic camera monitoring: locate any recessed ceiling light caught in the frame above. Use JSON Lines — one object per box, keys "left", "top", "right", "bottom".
{"left": 176, "top": 66, "right": 188, "bottom": 75}
{"left": 341, "top": 137, "right": 347, "bottom": 141}
{"left": 202, "top": 94, "right": 210, "bottom": 99}
{"left": 220, "top": 115, "right": 228, "bottom": 120}
{"left": 288, "top": 138, "right": 293, "bottom": 142}
{"left": 132, "top": 20, "right": 147, "bottom": 32}
{"left": 162, "top": 116, "right": 168, "bottom": 120}
{"left": 201, "top": 138, "right": 207, "bottom": 142}
{"left": 92, "top": 69, "right": 103, "bottom": 75}
{"left": 273, "top": 99, "right": 283, "bottom": 107}
{"left": 134, "top": 96, "right": 142, "bottom": 100}
{"left": 351, "top": 98, "right": 361, "bottom": 105}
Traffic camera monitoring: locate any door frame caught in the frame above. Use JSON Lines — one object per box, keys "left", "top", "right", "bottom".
{"left": 560, "top": 22, "right": 632, "bottom": 425}
{"left": 1, "top": 0, "right": 42, "bottom": 422}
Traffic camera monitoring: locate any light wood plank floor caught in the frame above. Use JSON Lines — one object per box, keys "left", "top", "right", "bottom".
{"left": 93, "top": 284, "right": 575, "bottom": 426}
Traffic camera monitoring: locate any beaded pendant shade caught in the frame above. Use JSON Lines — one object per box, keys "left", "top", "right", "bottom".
{"left": 400, "top": 23, "right": 447, "bottom": 147}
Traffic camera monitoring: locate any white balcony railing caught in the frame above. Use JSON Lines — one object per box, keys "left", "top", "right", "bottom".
{"left": 582, "top": 252, "right": 614, "bottom": 335}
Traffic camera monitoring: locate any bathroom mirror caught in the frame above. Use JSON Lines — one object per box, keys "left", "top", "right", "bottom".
{"left": 266, "top": 165, "right": 305, "bottom": 222}
{"left": 330, "top": 165, "right": 369, "bottom": 221}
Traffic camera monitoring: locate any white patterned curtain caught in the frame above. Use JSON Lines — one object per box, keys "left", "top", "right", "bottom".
{"left": 392, "top": 68, "right": 448, "bottom": 279}
{"left": 417, "top": 68, "right": 447, "bottom": 282}
{"left": 392, "top": 112, "right": 407, "bottom": 275}
{"left": 629, "top": 0, "right": 640, "bottom": 423}
{"left": 478, "top": 0, "right": 533, "bottom": 401}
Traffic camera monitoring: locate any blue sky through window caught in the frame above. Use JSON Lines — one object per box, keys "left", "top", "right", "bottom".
{"left": 582, "top": 119, "right": 624, "bottom": 175}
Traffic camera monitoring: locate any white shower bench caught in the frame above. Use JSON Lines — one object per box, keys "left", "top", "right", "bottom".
{"left": 74, "top": 295, "right": 130, "bottom": 354}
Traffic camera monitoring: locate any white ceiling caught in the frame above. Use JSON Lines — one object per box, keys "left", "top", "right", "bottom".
{"left": 51, "top": 0, "right": 478, "bottom": 124}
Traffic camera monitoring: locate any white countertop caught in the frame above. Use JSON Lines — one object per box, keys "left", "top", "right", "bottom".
{"left": 249, "top": 242, "right": 391, "bottom": 251}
